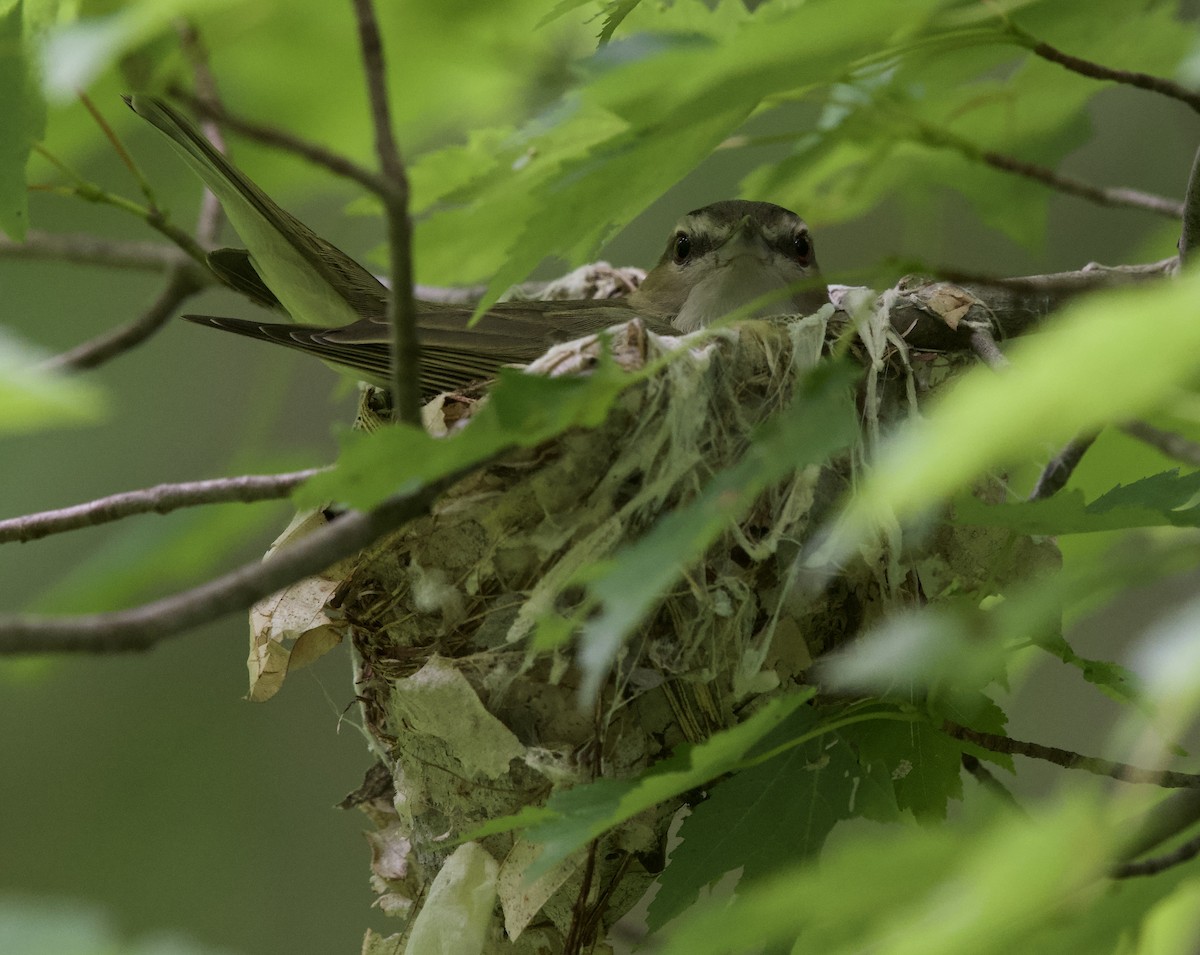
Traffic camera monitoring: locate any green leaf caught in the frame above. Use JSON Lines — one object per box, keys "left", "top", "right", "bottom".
{"left": 647, "top": 708, "right": 867, "bottom": 933}
{"left": 0, "top": 0, "right": 47, "bottom": 240}
{"left": 842, "top": 715, "right": 964, "bottom": 820}
{"left": 39, "top": 0, "right": 240, "bottom": 99}
{"left": 656, "top": 793, "right": 1118, "bottom": 955}
{"left": 837, "top": 268, "right": 1200, "bottom": 544}
{"left": 574, "top": 359, "right": 859, "bottom": 699}
{"left": 745, "top": 2, "right": 1194, "bottom": 251}
{"left": 0, "top": 329, "right": 107, "bottom": 434}
{"left": 466, "top": 690, "right": 815, "bottom": 879}
{"left": 0, "top": 895, "right": 240, "bottom": 955}
{"left": 406, "top": 0, "right": 951, "bottom": 299}
{"left": 954, "top": 470, "right": 1200, "bottom": 535}
{"left": 295, "top": 357, "right": 631, "bottom": 510}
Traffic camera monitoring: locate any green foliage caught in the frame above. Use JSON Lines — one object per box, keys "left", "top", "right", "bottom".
{"left": 0, "top": 328, "right": 106, "bottom": 433}
{"left": 469, "top": 690, "right": 819, "bottom": 876}
{"left": 0, "top": 0, "right": 47, "bottom": 240}
{"left": 11, "top": 1, "right": 1200, "bottom": 952}
{"left": 0, "top": 895, "right": 242, "bottom": 954}
{"left": 841, "top": 268, "right": 1200, "bottom": 538}
{"left": 655, "top": 792, "right": 1185, "bottom": 955}
{"left": 955, "top": 470, "right": 1200, "bottom": 534}
{"left": 646, "top": 705, "right": 893, "bottom": 932}
{"left": 294, "top": 353, "right": 632, "bottom": 510}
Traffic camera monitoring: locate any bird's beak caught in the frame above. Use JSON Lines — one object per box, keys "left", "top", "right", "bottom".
{"left": 712, "top": 215, "right": 767, "bottom": 264}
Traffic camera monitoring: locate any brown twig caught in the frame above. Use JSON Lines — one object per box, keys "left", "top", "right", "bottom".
{"left": 1112, "top": 831, "right": 1200, "bottom": 879}
{"left": 167, "top": 86, "right": 387, "bottom": 195}
{"left": 913, "top": 119, "right": 1183, "bottom": 219}
{"left": 175, "top": 20, "right": 227, "bottom": 247}
{"left": 977, "top": 146, "right": 1183, "bottom": 219}
{"left": 0, "top": 480, "right": 451, "bottom": 655}
{"left": 1006, "top": 21, "right": 1200, "bottom": 115}
{"left": 0, "top": 469, "right": 324, "bottom": 544}
{"left": 1118, "top": 790, "right": 1200, "bottom": 865}
{"left": 1028, "top": 432, "right": 1099, "bottom": 501}
{"left": 78, "top": 91, "right": 152, "bottom": 204}
{"left": 1120, "top": 421, "right": 1200, "bottom": 466}
{"left": 0, "top": 231, "right": 194, "bottom": 271}
{"left": 348, "top": 0, "right": 422, "bottom": 426}
{"left": 945, "top": 722, "right": 1200, "bottom": 788}
{"left": 40, "top": 266, "right": 206, "bottom": 373}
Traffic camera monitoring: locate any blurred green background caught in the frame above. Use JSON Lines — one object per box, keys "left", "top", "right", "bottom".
{"left": 2, "top": 1, "right": 1200, "bottom": 951}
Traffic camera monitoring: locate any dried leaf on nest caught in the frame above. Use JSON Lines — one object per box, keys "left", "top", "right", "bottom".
{"left": 246, "top": 508, "right": 352, "bottom": 702}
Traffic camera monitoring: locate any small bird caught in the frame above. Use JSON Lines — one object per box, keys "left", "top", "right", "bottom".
{"left": 127, "top": 96, "right": 827, "bottom": 397}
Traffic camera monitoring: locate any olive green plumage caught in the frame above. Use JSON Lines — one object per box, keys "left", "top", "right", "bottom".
{"left": 127, "top": 95, "right": 827, "bottom": 397}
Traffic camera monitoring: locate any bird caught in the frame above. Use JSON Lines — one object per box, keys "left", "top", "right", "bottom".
{"left": 127, "top": 95, "right": 828, "bottom": 397}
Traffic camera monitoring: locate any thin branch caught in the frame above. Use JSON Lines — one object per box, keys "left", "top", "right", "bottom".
{"left": 1118, "top": 789, "right": 1200, "bottom": 864}
{"left": 175, "top": 19, "right": 227, "bottom": 247}
{"left": 1028, "top": 432, "right": 1099, "bottom": 500}
{"left": 1120, "top": 420, "right": 1200, "bottom": 466}
{"left": 977, "top": 146, "right": 1183, "bottom": 219}
{"left": 1112, "top": 831, "right": 1200, "bottom": 879}
{"left": 913, "top": 119, "right": 1183, "bottom": 219}
{"left": 0, "top": 480, "right": 454, "bottom": 655}
{"left": 167, "top": 86, "right": 387, "bottom": 194}
{"left": 79, "top": 91, "right": 158, "bottom": 208}
{"left": 0, "top": 469, "right": 324, "bottom": 544}
{"left": 737, "top": 122, "right": 1183, "bottom": 220}
{"left": 1006, "top": 20, "right": 1200, "bottom": 115}
{"left": 0, "top": 231, "right": 194, "bottom": 272}
{"left": 40, "top": 266, "right": 206, "bottom": 373}
{"left": 945, "top": 722, "right": 1200, "bottom": 788}
{"left": 349, "top": 0, "right": 422, "bottom": 426}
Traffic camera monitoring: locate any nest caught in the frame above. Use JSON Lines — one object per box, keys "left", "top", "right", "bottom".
{"left": 247, "top": 306, "right": 1056, "bottom": 953}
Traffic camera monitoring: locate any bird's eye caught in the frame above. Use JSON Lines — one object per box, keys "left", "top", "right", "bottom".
{"left": 792, "top": 231, "right": 812, "bottom": 263}
{"left": 673, "top": 232, "right": 692, "bottom": 264}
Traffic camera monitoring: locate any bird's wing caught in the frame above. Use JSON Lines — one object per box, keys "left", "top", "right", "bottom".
{"left": 185, "top": 299, "right": 674, "bottom": 397}
{"left": 127, "top": 95, "right": 387, "bottom": 326}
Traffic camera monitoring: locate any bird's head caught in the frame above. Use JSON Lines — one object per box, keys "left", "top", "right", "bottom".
{"left": 632, "top": 200, "right": 827, "bottom": 332}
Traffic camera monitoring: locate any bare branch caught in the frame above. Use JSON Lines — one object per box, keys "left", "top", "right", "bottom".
{"left": 1118, "top": 789, "right": 1200, "bottom": 864}
{"left": 0, "top": 230, "right": 195, "bottom": 272}
{"left": 1120, "top": 420, "right": 1200, "bottom": 466}
{"left": 977, "top": 146, "right": 1183, "bottom": 219}
{"left": 1029, "top": 432, "right": 1099, "bottom": 501}
{"left": 349, "top": 0, "right": 422, "bottom": 426}
{"left": 167, "top": 87, "right": 387, "bottom": 195}
{"left": 1113, "top": 831, "right": 1200, "bottom": 879}
{"left": 0, "top": 481, "right": 451, "bottom": 655}
{"left": 914, "top": 118, "right": 1183, "bottom": 219}
{"left": 0, "top": 469, "right": 324, "bottom": 544}
{"left": 79, "top": 91, "right": 159, "bottom": 207}
{"left": 175, "top": 20, "right": 227, "bottom": 246}
{"left": 945, "top": 722, "right": 1200, "bottom": 788}
{"left": 1007, "top": 21, "right": 1200, "bottom": 115}
{"left": 40, "top": 266, "right": 206, "bottom": 373}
